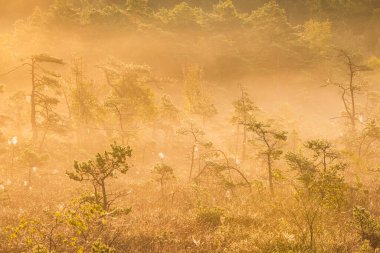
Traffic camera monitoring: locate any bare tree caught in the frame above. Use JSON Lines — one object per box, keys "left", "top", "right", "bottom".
{"left": 178, "top": 122, "right": 205, "bottom": 181}
{"left": 324, "top": 49, "right": 371, "bottom": 131}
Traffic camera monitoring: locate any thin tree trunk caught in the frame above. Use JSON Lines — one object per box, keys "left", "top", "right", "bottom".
{"left": 115, "top": 107, "right": 125, "bottom": 145}
{"left": 61, "top": 84, "right": 72, "bottom": 120}
{"left": 39, "top": 103, "right": 50, "bottom": 151}
{"left": 235, "top": 124, "right": 240, "bottom": 158}
{"left": 189, "top": 145, "right": 195, "bottom": 181}
{"left": 28, "top": 167, "right": 32, "bottom": 186}
{"left": 93, "top": 183, "right": 99, "bottom": 205}
{"left": 31, "top": 59, "right": 38, "bottom": 144}
{"left": 101, "top": 181, "right": 107, "bottom": 211}
{"left": 160, "top": 177, "right": 164, "bottom": 198}
{"left": 39, "top": 126, "right": 49, "bottom": 151}
{"left": 267, "top": 153, "right": 274, "bottom": 195}
{"left": 242, "top": 125, "right": 247, "bottom": 161}
{"left": 349, "top": 70, "right": 356, "bottom": 131}
{"left": 309, "top": 222, "right": 315, "bottom": 252}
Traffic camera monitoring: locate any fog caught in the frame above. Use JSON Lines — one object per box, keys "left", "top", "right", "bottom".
{"left": 0, "top": 1, "right": 380, "bottom": 252}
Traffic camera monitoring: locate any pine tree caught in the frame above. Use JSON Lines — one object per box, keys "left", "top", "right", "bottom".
{"left": 246, "top": 119, "right": 287, "bottom": 194}
{"left": 231, "top": 85, "right": 258, "bottom": 161}
{"left": 183, "top": 65, "right": 217, "bottom": 125}
{"left": 29, "top": 54, "right": 65, "bottom": 147}
{"left": 67, "top": 143, "right": 132, "bottom": 211}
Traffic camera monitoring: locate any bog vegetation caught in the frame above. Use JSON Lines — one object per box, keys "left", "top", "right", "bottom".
{"left": 1, "top": 0, "right": 380, "bottom": 252}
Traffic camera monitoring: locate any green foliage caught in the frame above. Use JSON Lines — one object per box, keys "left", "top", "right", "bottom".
{"left": 152, "top": 162, "right": 175, "bottom": 195}
{"left": 152, "top": 163, "right": 175, "bottom": 182}
{"left": 9, "top": 0, "right": 379, "bottom": 77}
{"left": 157, "top": 94, "right": 180, "bottom": 133}
{"left": 195, "top": 206, "right": 224, "bottom": 228}
{"left": 356, "top": 120, "right": 380, "bottom": 168}
{"left": 286, "top": 139, "right": 347, "bottom": 208}
{"left": 20, "top": 148, "right": 47, "bottom": 168}
{"left": 156, "top": 2, "right": 205, "bottom": 30}
{"left": 285, "top": 139, "right": 348, "bottom": 251}
{"left": 102, "top": 62, "right": 156, "bottom": 143}
{"left": 357, "top": 240, "right": 374, "bottom": 253}
{"left": 28, "top": 53, "right": 66, "bottom": 147}
{"left": 68, "top": 143, "right": 131, "bottom": 182}
{"left": 67, "top": 143, "right": 132, "bottom": 210}
{"left": 247, "top": 120, "right": 287, "bottom": 159}
{"left": 3, "top": 196, "right": 121, "bottom": 252}
{"left": 248, "top": 1, "right": 292, "bottom": 39}
{"left": 353, "top": 206, "right": 380, "bottom": 249}
{"left": 231, "top": 86, "right": 257, "bottom": 125}
{"left": 231, "top": 86, "right": 258, "bottom": 160}
{"left": 32, "top": 244, "right": 49, "bottom": 253}
{"left": 69, "top": 58, "right": 104, "bottom": 145}
{"left": 305, "top": 139, "right": 338, "bottom": 169}
{"left": 246, "top": 119, "right": 287, "bottom": 194}
{"left": 55, "top": 197, "right": 107, "bottom": 240}
{"left": 302, "top": 19, "right": 332, "bottom": 54}
{"left": 183, "top": 65, "right": 217, "bottom": 122}
{"left": 160, "top": 94, "right": 180, "bottom": 121}
{"left": 213, "top": 0, "right": 238, "bottom": 18}
{"left": 126, "top": 0, "right": 151, "bottom": 17}
{"left": 104, "top": 63, "right": 154, "bottom": 104}
{"left": 52, "top": 0, "right": 133, "bottom": 26}
{"left": 91, "top": 240, "right": 116, "bottom": 253}
{"left": 2, "top": 1, "right": 380, "bottom": 252}
{"left": 85, "top": 5, "right": 128, "bottom": 26}
{"left": 367, "top": 56, "right": 380, "bottom": 70}
{"left": 209, "top": 0, "right": 243, "bottom": 28}
{"left": 51, "top": 0, "right": 80, "bottom": 24}
{"left": 6, "top": 0, "right": 380, "bottom": 80}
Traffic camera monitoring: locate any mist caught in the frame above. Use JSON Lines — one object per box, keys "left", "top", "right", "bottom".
{"left": 0, "top": 1, "right": 380, "bottom": 252}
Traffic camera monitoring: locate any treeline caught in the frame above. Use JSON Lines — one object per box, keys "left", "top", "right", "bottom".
{"left": 3, "top": 0, "right": 379, "bottom": 81}
{"left": 1, "top": 1, "right": 380, "bottom": 252}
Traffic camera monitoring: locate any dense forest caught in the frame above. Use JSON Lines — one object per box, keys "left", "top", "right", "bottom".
{"left": 1, "top": 0, "right": 380, "bottom": 252}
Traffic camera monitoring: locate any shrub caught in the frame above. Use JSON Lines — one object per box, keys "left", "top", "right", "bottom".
{"left": 195, "top": 206, "right": 224, "bottom": 228}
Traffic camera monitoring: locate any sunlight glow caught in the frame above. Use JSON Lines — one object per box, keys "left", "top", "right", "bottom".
{"left": 358, "top": 114, "right": 364, "bottom": 123}
{"left": 8, "top": 136, "right": 18, "bottom": 146}
{"left": 0, "top": 2, "right": 377, "bottom": 251}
